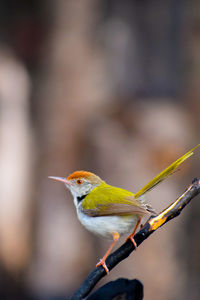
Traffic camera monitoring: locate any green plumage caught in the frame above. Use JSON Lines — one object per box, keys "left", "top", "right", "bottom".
{"left": 81, "top": 182, "right": 151, "bottom": 217}
{"left": 82, "top": 182, "right": 134, "bottom": 209}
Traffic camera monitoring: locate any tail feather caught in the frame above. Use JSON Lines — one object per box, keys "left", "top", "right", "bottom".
{"left": 135, "top": 144, "right": 200, "bottom": 199}
{"left": 138, "top": 195, "right": 157, "bottom": 215}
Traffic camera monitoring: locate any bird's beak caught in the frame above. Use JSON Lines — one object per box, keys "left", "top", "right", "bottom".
{"left": 48, "top": 176, "right": 71, "bottom": 185}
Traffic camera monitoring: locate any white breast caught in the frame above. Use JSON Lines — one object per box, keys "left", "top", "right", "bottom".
{"left": 76, "top": 207, "right": 139, "bottom": 239}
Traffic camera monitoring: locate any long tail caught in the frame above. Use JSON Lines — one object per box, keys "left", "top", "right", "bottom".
{"left": 134, "top": 144, "right": 200, "bottom": 199}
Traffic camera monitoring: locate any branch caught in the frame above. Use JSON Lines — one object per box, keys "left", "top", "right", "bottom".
{"left": 70, "top": 178, "right": 200, "bottom": 300}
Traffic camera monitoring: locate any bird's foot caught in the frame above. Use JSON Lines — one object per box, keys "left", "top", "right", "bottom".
{"left": 96, "top": 259, "right": 109, "bottom": 274}
{"left": 126, "top": 234, "right": 137, "bottom": 249}
{"left": 125, "top": 218, "right": 141, "bottom": 249}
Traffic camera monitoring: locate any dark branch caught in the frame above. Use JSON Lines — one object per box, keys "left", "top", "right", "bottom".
{"left": 70, "top": 178, "right": 200, "bottom": 300}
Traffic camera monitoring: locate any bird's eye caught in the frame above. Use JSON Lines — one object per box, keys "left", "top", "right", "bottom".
{"left": 76, "top": 179, "right": 83, "bottom": 185}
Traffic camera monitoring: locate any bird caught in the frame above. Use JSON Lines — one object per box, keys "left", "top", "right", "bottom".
{"left": 49, "top": 145, "right": 199, "bottom": 273}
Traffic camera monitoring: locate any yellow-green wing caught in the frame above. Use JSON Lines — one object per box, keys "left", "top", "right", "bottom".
{"left": 81, "top": 183, "right": 149, "bottom": 217}
{"left": 134, "top": 144, "right": 200, "bottom": 199}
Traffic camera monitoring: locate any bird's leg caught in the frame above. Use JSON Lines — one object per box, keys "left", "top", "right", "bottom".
{"left": 126, "top": 217, "right": 141, "bottom": 249}
{"left": 96, "top": 232, "right": 119, "bottom": 274}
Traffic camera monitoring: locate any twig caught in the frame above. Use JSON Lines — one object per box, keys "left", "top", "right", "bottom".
{"left": 70, "top": 178, "right": 200, "bottom": 300}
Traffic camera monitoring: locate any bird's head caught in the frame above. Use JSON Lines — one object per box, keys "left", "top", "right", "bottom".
{"left": 49, "top": 171, "right": 103, "bottom": 199}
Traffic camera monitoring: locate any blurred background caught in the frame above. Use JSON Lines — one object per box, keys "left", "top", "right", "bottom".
{"left": 0, "top": 0, "right": 200, "bottom": 299}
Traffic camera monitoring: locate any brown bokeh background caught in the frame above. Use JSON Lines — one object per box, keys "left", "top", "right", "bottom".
{"left": 0, "top": 1, "right": 200, "bottom": 299}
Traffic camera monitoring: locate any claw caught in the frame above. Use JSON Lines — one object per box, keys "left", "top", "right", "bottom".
{"left": 125, "top": 217, "right": 141, "bottom": 249}
{"left": 127, "top": 234, "right": 137, "bottom": 249}
{"left": 96, "top": 259, "right": 109, "bottom": 274}
{"left": 95, "top": 232, "right": 119, "bottom": 274}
